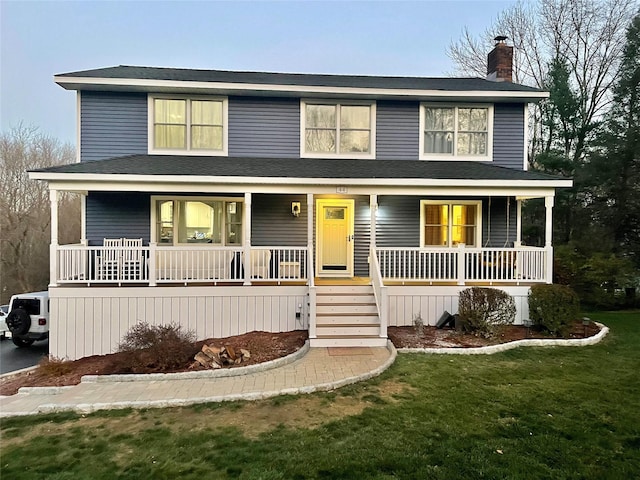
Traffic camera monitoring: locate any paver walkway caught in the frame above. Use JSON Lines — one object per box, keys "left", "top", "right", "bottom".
{"left": 0, "top": 345, "right": 395, "bottom": 417}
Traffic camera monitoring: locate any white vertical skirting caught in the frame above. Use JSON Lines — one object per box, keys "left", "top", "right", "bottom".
{"left": 387, "top": 286, "right": 531, "bottom": 327}
{"left": 49, "top": 286, "right": 309, "bottom": 360}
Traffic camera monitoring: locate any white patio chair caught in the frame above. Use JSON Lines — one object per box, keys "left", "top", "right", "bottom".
{"left": 99, "top": 238, "right": 123, "bottom": 280}
{"left": 122, "top": 238, "right": 143, "bottom": 280}
{"left": 206, "top": 250, "right": 234, "bottom": 280}
{"left": 242, "top": 249, "right": 271, "bottom": 279}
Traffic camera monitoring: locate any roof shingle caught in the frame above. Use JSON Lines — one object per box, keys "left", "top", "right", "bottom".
{"left": 34, "top": 155, "right": 566, "bottom": 183}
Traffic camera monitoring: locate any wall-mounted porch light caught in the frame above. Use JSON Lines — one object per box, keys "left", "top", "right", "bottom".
{"left": 291, "top": 202, "right": 301, "bottom": 217}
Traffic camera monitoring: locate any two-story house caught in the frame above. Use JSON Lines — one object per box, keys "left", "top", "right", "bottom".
{"left": 31, "top": 39, "right": 570, "bottom": 360}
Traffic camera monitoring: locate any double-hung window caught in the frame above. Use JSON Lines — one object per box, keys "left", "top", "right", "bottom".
{"left": 149, "top": 96, "right": 228, "bottom": 155}
{"left": 154, "top": 197, "right": 242, "bottom": 245}
{"left": 420, "top": 104, "right": 493, "bottom": 160}
{"left": 301, "top": 101, "right": 375, "bottom": 158}
{"left": 420, "top": 200, "right": 481, "bottom": 247}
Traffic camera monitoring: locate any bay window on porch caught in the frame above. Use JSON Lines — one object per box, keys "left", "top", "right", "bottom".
{"left": 153, "top": 197, "right": 243, "bottom": 246}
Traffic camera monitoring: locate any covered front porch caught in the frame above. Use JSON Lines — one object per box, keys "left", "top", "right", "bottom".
{"left": 48, "top": 190, "right": 556, "bottom": 288}
{"left": 33, "top": 156, "right": 570, "bottom": 358}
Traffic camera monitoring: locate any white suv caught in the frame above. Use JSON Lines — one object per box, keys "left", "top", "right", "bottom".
{"left": 5, "top": 291, "right": 49, "bottom": 347}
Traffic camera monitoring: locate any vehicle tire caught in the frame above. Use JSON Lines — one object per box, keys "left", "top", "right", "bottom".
{"left": 6, "top": 309, "right": 31, "bottom": 336}
{"left": 12, "top": 336, "right": 35, "bottom": 347}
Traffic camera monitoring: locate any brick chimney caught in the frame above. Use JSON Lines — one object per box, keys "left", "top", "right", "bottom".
{"left": 487, "top": 36, "right": 513, "bottom": 82}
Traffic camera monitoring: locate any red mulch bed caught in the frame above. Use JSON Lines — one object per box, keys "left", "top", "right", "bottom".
{"left": 388, "top": 319, "right": 601, "bottom": 349}
{"left": 0, "top": 330, "right": 308, "bottom": 396}
{"left": 1, "top": 321, "right": 601, "bottom": 397}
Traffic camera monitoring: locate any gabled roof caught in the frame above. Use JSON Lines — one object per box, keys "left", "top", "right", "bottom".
{"left": 54, "top": 66, "right": 548, "bottom": 102}
{"left": 31, "top": 155, "right": 570, "bottom": 188}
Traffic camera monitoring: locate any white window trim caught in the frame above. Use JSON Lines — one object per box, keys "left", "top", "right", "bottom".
{"left": 419, "top": 103, "right": 493, "bottom": 161}
{"left": 150, "top": 195, "right": 243, "bottom": 246}
{"left": 148, "top": 94, "right": 228, "bottom": 156}
{"left": 300, "top": 99, "right": 376, "bottom": 159}
{"left": 419, "top": 200, "right": 482, "bottom": 248}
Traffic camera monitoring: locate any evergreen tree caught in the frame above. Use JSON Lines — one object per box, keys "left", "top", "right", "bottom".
{"left": 586, "top": 14, "right": 640, "bottom": 266}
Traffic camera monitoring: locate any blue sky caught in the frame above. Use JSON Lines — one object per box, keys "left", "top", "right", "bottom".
{"left": 1, "top": 0, "right": 518, "bottom": 144}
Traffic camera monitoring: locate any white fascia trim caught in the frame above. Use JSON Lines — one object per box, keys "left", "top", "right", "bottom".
{"left": 36, "top": 181, "right": 561, "bottom": 198}
{"left": 54, "top": 76, "right": 550, "bottom": 101}
{"left": 28, "top": 171, "right": 573, "bottom": 189}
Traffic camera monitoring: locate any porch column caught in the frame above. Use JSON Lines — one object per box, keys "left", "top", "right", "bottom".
{"left": 545, "top": 195, "right": 554, "bottom": 283}
{"left": 80, "top": 193, "right": 87, "bottom": 246}
{"left": 307, "top": 193, "right": 314, "bottom": 277}
{"left": 49, "top": 189, "right": 59, "bottom": 287}
{"left": 307, "top": 193, "right": 316, "bottom": 339}
{"left": 244, "top": 193, "right": 252, "bottom": 285}
{"left": 515, "top": 198, "right": 522, "bottom": 247}
{"left": 369, "top": 194, "right": 377, "bottom": 251}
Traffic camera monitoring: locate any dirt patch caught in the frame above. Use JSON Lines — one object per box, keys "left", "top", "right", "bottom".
{"left": 387, "top": 319, "right": 601, "bottom": 349}
{"left": 1, "top": 378, "right": 415, "bottom": 447}
{"left": 0, "top": 330, "right": 307, "bottom": 396}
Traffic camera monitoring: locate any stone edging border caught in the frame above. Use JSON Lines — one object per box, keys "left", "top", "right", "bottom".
{"left": 80, "top": 340, "right": 311, "bottom": 383}
{"left": 34, "top": 341, "right": 398, "bottom": 415}
{"left": 0, "top": 365, "right": 38, "bottom": 381}
{"left": 397, "top": 322, "right": 609, "bottom": 355}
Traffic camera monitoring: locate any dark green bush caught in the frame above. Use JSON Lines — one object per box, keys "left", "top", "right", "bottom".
{"left": 528, "top": 284, "right": 580, "bottom": 337}
{"left": 117, "top": 322, "right": 198, "bottom": 373}
{"left": 457, "top": 287, "right": 516, "bottom": 338}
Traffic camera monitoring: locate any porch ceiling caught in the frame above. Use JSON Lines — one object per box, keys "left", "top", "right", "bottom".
{"left": 31, "top": 155, "right": 572, "bottom": 192}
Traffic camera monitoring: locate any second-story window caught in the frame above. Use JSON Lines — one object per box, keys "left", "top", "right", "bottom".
{"left": 302, "top": 101, "right": 375, "bottom": 158}
{"left": 150, "top": 96, "right": 227, "bottom": 155}
{"left": 420, "top": 104, "right": 493, "bottom": 160}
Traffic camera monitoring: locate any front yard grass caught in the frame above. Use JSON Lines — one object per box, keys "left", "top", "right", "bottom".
{"left": 1, "top": 311, "right": 639, "bottom": 479}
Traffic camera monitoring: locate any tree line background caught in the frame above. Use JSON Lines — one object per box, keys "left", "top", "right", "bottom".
{"left": 449, "top": 0, "right": 639, "bottom": 308}
{"left": 1, "top": 0, "right": 638, "bottom": 308}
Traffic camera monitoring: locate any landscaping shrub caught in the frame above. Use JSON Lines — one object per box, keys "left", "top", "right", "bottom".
{"left": 117, "top": 322, "right": 198, "bottom": 373}
{"left": 528, "top": 284, "right": 580, "bottom": 337}
{"left": 37, "top": 356, "right": 73, "bottom": 376}
{"left": 457, "top": 287, "right": 516, "bottom": 338}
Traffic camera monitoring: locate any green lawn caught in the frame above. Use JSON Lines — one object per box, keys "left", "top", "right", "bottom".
{"left": 2, "top": 311, "right": 639, "bottom": 479}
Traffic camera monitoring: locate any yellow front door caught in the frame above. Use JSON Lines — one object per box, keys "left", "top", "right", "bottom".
{"left": 316, "top": 199, "right": 354, "bottom": 276}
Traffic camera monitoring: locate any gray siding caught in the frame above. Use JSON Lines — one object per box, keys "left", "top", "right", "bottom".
{"left": 251, "top": 194, "right": 308, "bottom": 246}
{"left": 354, "top": 197, "right": 372, "bottom": 276}
{"left": 376, "top": 101, "right": 420, "bottom": 160}
{"left": 493, "top": 103, "right": 525, "bottom": 169}
{"left": 377, "top": 196, "right": 421, "bottom": 247}
{"left": 376, "top": 195, "right": 516, "bottom": 248}
{"left": 86, "top": 192, "right": 150, "bottom": 245}
{"left": 482, "top": 197, "right": 517, "bottom": 247}
{"left": 80, "top": 91, "right": 147, "bottom": 162}
{"left": 228, "top": 97, "right": 300, "bottom": 157}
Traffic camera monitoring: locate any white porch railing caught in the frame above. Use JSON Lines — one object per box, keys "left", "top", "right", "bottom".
{"left": 54, "top": 244, "right": 309, "bottom": 286}
{"left": 370, "top": 247, "right": 388, "bottom": 339}
{"left": 376, "top": 245, "right": 551, "bottom": 284}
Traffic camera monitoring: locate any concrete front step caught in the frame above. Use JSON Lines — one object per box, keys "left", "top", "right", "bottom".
{"left": 315, "top": 285, "right": 373, "bottom": 294}
{"left": 316, "top": 324, "right": 380, "bottom": 336}
{"left": 316, "top": 294, "right": 376, "bottom": 304}
{"left": 316, "top": 314, "right": 379, "bottom": 325}
{"left": 316, "top": 303, "right": 378, "bottom": 315}
{"left": 312, "top": 284, "right": 386, "bottom": 347}
{"left": 310, "top": 336, "right": 388, "bottom": 347}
